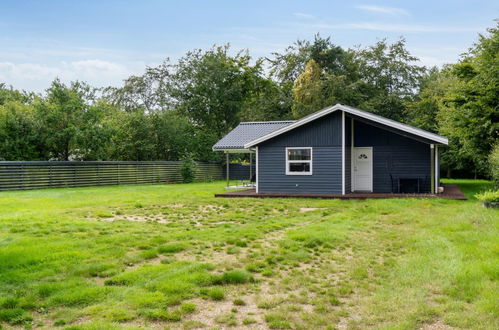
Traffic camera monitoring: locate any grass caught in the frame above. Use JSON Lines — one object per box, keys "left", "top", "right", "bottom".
{"left": 0, "top": 179, "right": 497, "bottom": 329}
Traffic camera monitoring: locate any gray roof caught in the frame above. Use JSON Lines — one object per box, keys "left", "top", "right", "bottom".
{"left": 213, "top": 121, "right": 295, "bottom": 151}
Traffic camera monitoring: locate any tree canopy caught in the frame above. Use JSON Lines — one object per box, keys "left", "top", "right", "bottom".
{"left": 0, "top": 23, "right": 497, "bottom": 179}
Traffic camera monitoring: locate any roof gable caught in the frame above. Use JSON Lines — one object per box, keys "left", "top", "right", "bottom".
{"left": 244, "top": 104, "right": 448, "bottom": 147}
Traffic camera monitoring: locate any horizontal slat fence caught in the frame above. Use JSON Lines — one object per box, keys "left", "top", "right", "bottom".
{"left": 0, "top": 161, "right": 223, "bottom": 191}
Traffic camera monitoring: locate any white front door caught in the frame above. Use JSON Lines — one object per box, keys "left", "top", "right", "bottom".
{"left": 353, "top": 147, "right": 373, "bottom": 192}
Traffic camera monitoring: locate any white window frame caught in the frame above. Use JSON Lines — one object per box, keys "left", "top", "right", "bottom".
{"left": 285, "top": 147, "right": 313, "bottom": 175}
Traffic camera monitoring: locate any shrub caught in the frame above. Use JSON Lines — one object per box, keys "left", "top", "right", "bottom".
{"left": 180, "top": 156, "right": 197, "bottom": 183}
{"left": 489, "top": 143, "right": 499, "bottom": 188}
{"left": 475, "top": 190, "right": 499, "bottom": 203}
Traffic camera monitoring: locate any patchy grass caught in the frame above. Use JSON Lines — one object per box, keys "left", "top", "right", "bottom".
{"left": 0, "top": 180, "right": 497, "bottom": 329}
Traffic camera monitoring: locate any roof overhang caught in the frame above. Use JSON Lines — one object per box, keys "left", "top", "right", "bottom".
{"left": 211, "top": 148, "right": 254, "bottom": 153}
{"left": 244, "top": 104, "right": 448, "bottom": 148}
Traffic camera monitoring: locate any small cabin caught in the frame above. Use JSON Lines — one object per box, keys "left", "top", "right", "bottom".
{"left": 213, "top": 104, "right": 448, "bottom": 195}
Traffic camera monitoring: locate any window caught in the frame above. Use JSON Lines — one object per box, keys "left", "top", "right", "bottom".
{"left": 286, "top": 147, "right": 312, "bottom": 175}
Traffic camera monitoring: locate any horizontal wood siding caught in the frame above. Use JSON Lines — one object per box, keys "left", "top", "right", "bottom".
{"left": 0, "top": 161, "right": 223, "bottom": 191}
{"left": 258, "top": 146, "right": 342, "bottom": 194}
{"left": 354, "top": 120, "right": 431, "bottom": 193}
{"left": 260, "top": 112, "right": 342, "bottom": 147}
{"left": 257, "top": 112, "right": 343, "bottom": 194}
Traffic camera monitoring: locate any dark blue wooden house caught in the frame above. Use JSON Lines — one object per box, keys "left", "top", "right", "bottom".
{"left": 213, "top": 104, "right": 448, "bottom": 196}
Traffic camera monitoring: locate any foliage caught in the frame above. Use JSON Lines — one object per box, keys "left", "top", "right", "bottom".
{"left": 0, "top": 24, "right": 497, "bottom": 177}
{"left": 287, "top": 38, "right": 424, "bottom": 120}
{"left": 489, "top": 143, "right": 499, "bottom": 187}
{"left": 0, "top": 101, "right": 48, "bottom": 160}
{"left": 179, "top": 155, "right": 197, "bottom": 183}
{"left": 292, "top": 59, "right": 324, "bottom": 118}
{"left": 437, "top": 24, "right": 499, "bottom": 177}
{"left": 170, "top": 45, "right": 262, "bottom": 153}
{"left": 474, "top": 190, "right": 499, "bottom": 203}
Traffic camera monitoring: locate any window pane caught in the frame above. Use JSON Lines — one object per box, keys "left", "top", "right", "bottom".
{"left": 288, "top": 149, "right": 311, "bottom": 160}
{"left": 289, "top": 162, "right": 310, "bottom": 172}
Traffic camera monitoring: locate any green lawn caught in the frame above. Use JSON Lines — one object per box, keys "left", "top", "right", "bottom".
{"left": 0, "top": 180, "right": 497, "bottom": 329}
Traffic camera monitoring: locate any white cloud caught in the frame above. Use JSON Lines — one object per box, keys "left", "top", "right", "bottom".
{"left": 355, "top": 5, "right": 410, "bottom": 17}
{"left": 293, "top": 12, "right": 315, "bottom": 19}
{"left": 0, "top": 60, "right": 148, "bottom": 92}
{"left": 300, "top": 22, "right": 484, "bottom": 33}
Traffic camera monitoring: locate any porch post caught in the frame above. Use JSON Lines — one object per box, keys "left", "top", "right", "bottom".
{"left": 249, "top": 152, "right": 253, "bottom": 181}
{"left": 341, "top": 111, "right": 345, "bottom": 195}
{"left": 430, "top": 144, "right": 435, "bottom": 194}
{"left": 435, "top": 145, "right": 439, "bottom": 193}
{"left": 226, "top": 152, "right": 229, "bottom": 187}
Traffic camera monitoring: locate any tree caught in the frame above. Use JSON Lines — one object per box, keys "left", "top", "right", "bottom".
{"left": 105, "top": 61, "right": 174, "bottom": 113}
{"left": 0, "top": 83, "right": 27, "bottom": 105}
{"left": 406, "top": 67, "right": 457, "bottom": 132}
{"left": 0, "top": 101, "right": 48, "bottom": 160}
{"left": 106, "top": 109, "right": 156, "bottom": 161}
{"left": 268, "top": 34, "right": 350, "bottom": 85}
{"left": 353, "top": 39, "right": 425, "bottom": 121}
{"left": 35, "top": 79, "right": 101, "bottom": 160}
{"left": 292, "top": 60, "right": 325, "bottom": 118}
{"left": 150, "top": 110, "right": 194, "bottom": 160}
{"left": 171, "top": 45, "right": 259, "bottom": 137}
{"left": 437, "top": 24, "right": 499, "bottom": 177}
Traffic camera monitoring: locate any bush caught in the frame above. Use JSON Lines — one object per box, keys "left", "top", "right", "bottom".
{"left": 180, "top": 156, "right": 197, "bottom": 183}
{"left": 489, "top": 143, "right": 499, "bottom": 188}
{"left": 475, "top": 190, "right": 499, "bottom": 203}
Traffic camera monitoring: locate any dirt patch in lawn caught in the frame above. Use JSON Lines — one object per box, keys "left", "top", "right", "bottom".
{"left": 299, "top": 207, "right": 325, "bottom": 212}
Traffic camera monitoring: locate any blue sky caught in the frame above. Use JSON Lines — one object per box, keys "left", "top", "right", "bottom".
{"left": 1, "top": 0, "right": 497, "bottom": 92}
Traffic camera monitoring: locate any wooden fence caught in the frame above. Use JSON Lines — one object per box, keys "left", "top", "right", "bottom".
{"left": 0, "top": 161, "right": 224, "bottom": 191}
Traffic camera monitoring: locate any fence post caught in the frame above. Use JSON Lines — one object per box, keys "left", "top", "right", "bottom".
{"left": 49, "top": 163, "right": 53, "bottom": 188}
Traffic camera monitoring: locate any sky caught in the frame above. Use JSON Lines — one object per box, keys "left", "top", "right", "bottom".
{"left": 1, "top": 0, "right": 497, "bottom": 93}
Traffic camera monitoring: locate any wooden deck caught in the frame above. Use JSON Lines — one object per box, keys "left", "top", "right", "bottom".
{"left": 215, "top": 184, "right": 467, "bottom": 200}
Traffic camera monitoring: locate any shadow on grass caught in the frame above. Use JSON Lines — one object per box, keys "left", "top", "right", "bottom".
{"left": 443, "top": 179, "right": 493, "bottom": 201}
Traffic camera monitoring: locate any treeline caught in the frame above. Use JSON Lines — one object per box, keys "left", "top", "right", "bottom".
{"left": 1, "top": 24, "right": 497, "bottom": 178}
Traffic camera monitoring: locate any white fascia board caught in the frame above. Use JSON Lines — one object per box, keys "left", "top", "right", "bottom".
{"left": 339, "top": 104, "right": 449, "bottom": 145}
{"left": 244, "top": 104, "right": 448, "bottom": 148}
{"left": 212, "top": 148, "right": 254, "bottom": 153}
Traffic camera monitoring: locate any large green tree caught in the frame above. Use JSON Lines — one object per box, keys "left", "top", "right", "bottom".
{"left": 289, "top": 38, "right": 424, "bottom": 120}
{"left": 171, "top": 45, "right": 260, "bottom": 138}
{"left": 0, "top": 100, "right": 48, "bottom": 160}
{"left": 36, "top": 79, "right": 113, "bottom": 160}
{"left": 437, "top": 24, "right": 499, "bottom": 177}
